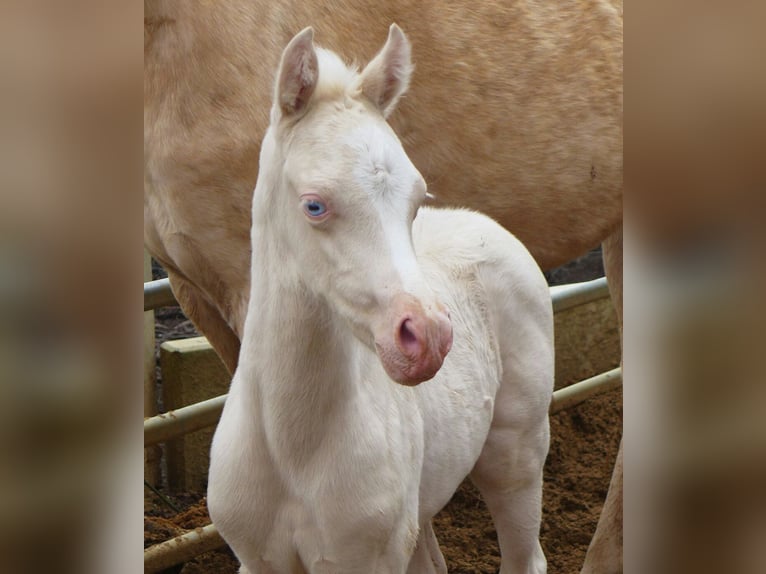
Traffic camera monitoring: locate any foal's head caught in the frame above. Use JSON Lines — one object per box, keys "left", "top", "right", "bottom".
{"left": 255, "top": 25, "right": 452, "bottom": 385}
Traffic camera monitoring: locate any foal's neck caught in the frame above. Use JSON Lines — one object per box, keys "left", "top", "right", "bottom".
{"left": 241, "top": 219, "right": 361, "bottom": 431}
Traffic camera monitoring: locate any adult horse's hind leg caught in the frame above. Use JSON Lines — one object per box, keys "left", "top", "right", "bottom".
{"left": 581, "top": 442, "right": 623, "bottom": 574}
{"left": 602, "top": 225, "right": 623, "bottom": 348}
{"left": 406, "top": 521, "right": 447, "bottom": 574}
{"left": 581, "top": 226, "right": 624, "bottom": 574}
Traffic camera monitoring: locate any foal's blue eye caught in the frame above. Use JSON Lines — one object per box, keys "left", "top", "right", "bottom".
{"left": 302, "top": 199, "right": 327, "bottom": 218}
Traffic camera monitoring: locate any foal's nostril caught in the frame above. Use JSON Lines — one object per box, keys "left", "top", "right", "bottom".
{"left": 398, "top": 318, "right": 421, "bottom": 356}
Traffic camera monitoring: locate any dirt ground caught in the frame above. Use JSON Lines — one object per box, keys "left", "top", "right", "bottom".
{"left": 145, "top": 250, "right": 622, "bottom": 573}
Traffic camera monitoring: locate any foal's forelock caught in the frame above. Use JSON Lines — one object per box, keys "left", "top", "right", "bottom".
{"left": 311, "top": 48, "right": 361, "bottom": 102}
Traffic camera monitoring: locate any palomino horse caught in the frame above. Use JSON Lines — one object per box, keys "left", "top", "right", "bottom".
{"left": 144, "top": 2, "right": 623, "bottom": 572}
{"left": 206, "top": 26, "right": 554, "bottom": 573}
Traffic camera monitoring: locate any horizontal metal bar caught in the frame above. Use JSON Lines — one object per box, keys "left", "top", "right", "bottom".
{"left": 143, "top": 276, "right": 611, "bottom": 313}
{"left": 549, "top": 367, "right": 622, "bottom": 414}
{"left": 550, "top": 276, "right": 610, "bottom": 313}
{"left": 144, "top": 278, "right": 177, "bottom": 311}
{"left": 144, "top": 394, "right": 227, "bottom": 446}
{"left": 144, "top": 523, "right": 225, "bottom": 573}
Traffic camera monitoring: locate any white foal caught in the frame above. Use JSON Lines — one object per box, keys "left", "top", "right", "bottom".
{"left": 207, "top": 25, "right": 553, "bottom": 574}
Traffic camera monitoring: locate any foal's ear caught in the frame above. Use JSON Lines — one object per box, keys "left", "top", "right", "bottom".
{"left": 275, "top": 27, "right": 318, "bottom": 117}
{"left": 359, "top": 24, "right": 413, "bottom": 118}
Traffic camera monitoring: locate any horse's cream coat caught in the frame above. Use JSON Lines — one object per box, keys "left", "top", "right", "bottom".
{"left": 207, "top": 27, "right": 553, "bottom": 574}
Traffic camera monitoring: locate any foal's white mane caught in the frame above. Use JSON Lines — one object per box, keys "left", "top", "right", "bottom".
{"left": 313, "top": 48, "right": 360, "bottom": 99}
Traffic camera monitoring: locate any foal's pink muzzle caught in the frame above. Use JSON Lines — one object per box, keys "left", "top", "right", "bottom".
{"left": 375, "top": 293, "right": 453, "bottom": 385}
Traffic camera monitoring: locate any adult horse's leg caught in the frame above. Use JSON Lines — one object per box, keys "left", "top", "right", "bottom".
{"left": 602, "top": 225, "right": 623, "bottom": 347}
{"left": 581, "top": 225, "right": 623, "bottom": 574}
{"left": 582, "top": 443, "right": 624, "bottom": 574}
{"left": 166, "top": 271, "right": 241, "bottom": 374}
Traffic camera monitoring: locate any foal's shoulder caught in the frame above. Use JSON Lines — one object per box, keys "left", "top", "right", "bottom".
{"left": 413, "top": 206, "right": 547, "bottom": 298}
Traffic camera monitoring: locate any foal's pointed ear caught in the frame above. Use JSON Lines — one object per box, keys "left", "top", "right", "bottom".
{"left": 359, "top": 24, "right": 413, "bottom": 118}
{"left": 275, "top": 27, "right": 318, "bottom": 117}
